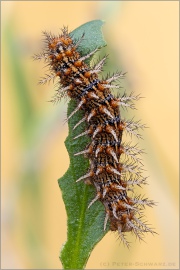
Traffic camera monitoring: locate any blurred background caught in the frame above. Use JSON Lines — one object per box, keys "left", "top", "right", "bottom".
{"left": 1, "top": 1, "right": 179, "bottom": 269}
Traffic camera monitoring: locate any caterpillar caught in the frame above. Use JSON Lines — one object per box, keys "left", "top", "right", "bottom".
{"left": 34, "top": 26, "right": 155, "bottom": 247}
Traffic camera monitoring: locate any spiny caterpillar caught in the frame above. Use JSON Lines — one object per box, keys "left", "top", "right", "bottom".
{"left": 34, "top": 26, "right": 155, "bottom": 247}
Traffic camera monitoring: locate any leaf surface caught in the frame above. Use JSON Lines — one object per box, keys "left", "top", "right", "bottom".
{"left": 58, "top": 20, "right": 108, "bottom": 269}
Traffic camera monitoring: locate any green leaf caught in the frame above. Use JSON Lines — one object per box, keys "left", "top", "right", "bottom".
{"left": 70, "top": 19, "right": 106, "bottom": 59}
{"left": 58, "top": 20, "right": 108, "bottom": 269}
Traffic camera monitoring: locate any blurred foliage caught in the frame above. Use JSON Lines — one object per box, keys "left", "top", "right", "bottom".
{"left": 2, "top": 20, "right": 66, "bottom": 268}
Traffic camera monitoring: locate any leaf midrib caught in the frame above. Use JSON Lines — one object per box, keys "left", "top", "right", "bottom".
{"left": 67, "top": 137, "right": 89, "bottom": 269}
